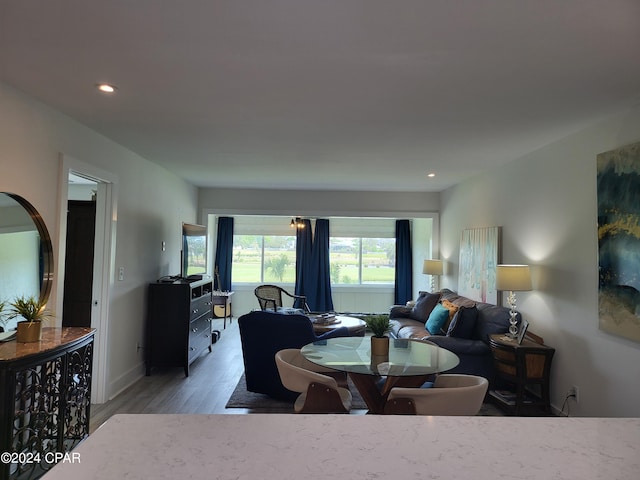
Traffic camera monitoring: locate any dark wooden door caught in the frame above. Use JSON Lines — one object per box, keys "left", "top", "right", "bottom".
{"left": 62, "top": 200, "right": 96, "bottom": 327}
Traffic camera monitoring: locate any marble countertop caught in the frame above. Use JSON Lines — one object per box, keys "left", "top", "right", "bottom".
{"left": 0, "top": 327, "right": 94, "bottom": 362}
{"left": 43, "top": 414, "right": 639, "bottom": 479}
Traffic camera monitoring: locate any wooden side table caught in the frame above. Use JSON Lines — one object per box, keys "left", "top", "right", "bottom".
{"left": 212, "top": 291, "right": 234, "bottom": 329}
{"left": 488, "top": 333, "right": 555, "bottom": 415}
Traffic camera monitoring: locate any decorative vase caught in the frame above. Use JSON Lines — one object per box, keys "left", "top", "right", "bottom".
{"left": 16, "top": 320, "right": 42, "bottom": 343}
{"left": 370, "top": 335, "right": 389, "bottom": 356}
{"left": 370, "top": 353, "right": 390, "bottom": 375}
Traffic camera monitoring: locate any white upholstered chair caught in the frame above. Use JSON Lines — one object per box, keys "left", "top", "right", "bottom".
{"left": 384, "top": 374, "right": 488, "bottom": 415}
{"left": 275, "top": 348, "right": 352, "bottom": 413}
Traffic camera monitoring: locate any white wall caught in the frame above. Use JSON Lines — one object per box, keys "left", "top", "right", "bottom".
{"left": 0, "top": 82, "right": 198, "bottom": 400}
{"left": 440, "top": 105, "right": 640, "bottom": 417}
{"left": 412, "top": 217, "right": 436, "bottom": 296}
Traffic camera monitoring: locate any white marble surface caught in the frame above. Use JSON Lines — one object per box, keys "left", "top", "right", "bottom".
{"left": 43, "top": 414, "right": 639, "bottom": 479}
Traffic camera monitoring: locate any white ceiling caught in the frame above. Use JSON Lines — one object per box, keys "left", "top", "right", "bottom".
{"left": 1, "top": 1, "right": 639, "bottom": 192}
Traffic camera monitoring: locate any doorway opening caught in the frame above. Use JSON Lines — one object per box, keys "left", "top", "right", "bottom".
{"left": 57, "top": 155, "right": 118, "bottom": 404}
{"left": 63, "top": 174, "right": 97, "bottom": 327}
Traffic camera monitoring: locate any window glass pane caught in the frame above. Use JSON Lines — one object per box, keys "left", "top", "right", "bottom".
{"left": 263, "top": 235, "right": 296, "bottom": 283}
{"left": 330, "top": 237, "right": 395, "bottom": 285}
{"left": 362, "top": 238, "right": 395, "bottom": 284}
{"left": 232, "top": 235, "right": 262, "bottom": 283}
{"left": 330, "top": 237, "right": 360, "bottom": 284}
{"left": 222, "top": 215, "right": 433, "bottom": 291}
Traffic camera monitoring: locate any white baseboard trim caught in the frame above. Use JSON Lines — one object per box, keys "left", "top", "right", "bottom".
{"left": 102, "top": 362, "right": 146, "bottom": 403}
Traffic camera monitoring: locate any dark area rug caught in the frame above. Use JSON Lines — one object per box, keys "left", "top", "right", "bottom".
{"left": 225, "top": 373, "right": 504, "bottom": 415}
{"left": 225, "top": 373, "right": 368, "bottom": 411}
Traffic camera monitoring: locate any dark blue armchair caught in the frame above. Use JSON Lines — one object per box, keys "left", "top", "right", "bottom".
{"left": 238, "top": 310, "right": 350, "bottom": 401}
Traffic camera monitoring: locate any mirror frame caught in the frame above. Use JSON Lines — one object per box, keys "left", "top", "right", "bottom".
{"left": 1, "top": 192, "right": 54, "bottom": 306}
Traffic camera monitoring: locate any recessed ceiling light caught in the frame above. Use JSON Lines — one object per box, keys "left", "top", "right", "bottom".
{"left": 427, "top": 172, "right": 436, "bottom": 178}
{"left": 96, "top": 83, "right": 117, "bottom": 93}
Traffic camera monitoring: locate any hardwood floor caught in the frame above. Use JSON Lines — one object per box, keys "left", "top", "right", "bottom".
{"left": 90, "top": 317, "right": 248, "bottom": 432}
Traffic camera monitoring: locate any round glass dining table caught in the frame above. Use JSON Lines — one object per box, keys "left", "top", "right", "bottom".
{"left": 301, "top": 336, "right": 459, "bottom": 413}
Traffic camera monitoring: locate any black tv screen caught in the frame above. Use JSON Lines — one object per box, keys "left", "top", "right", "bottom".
{"left": 181, "top": 223, "right": 208, "bottom": 278}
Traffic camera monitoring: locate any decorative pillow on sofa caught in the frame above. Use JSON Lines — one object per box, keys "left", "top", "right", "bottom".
{"left": 447, "top": 305, "right": 478, "bottom": 339}
{"left": 425, "top": 303, "right": 450, "bottom": 334}
{"left": 439, "top": 299, "right": 459, "bottom": 331}
{"left": 410, "top": 291, "right": 441, "bottom": 322}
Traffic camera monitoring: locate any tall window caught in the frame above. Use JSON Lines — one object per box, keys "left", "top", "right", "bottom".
{"left": 232, "top": 235, "right": 296, "bottom": 283}
{"left": 226, "top": 216, "right": 400, "bottom": 286}
{"left": 329, "top": 237, "right": 395, "bottom": 285}
{"left": 329, "top": 217, "right": 396, "bottom": 286}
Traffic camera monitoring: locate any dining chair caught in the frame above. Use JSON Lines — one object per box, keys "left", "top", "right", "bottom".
{"left": 254, "top": 284, "right": 310, "bottom": 312}
{"left": 384, "top": 374, "right": 489, "bottom": 415}
{"left": 275, "top": 348, "right": 352, "bottom": 413}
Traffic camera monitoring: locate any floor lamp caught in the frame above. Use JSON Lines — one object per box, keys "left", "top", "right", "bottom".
{"left": 496, "top": 264, "right": 532, "bottom": 337}
{"left": 423, "top": 259, "right": 443, "bottom": 293}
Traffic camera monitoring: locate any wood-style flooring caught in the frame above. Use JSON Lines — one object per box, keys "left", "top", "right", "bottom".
{"left": 89, "top": 317, "right": 248, "bottom": 432}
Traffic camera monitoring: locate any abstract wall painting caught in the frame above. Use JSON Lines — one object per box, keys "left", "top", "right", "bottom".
{"left": 458, "top": 226, "right": 501, "bottom": 304}
{"left": 597, "top": 140, "right": 640, "bottom": 342}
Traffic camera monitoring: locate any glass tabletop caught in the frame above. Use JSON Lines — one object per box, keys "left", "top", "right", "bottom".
{"left": 301, "top": 336, "right": 459, "bottom": 377}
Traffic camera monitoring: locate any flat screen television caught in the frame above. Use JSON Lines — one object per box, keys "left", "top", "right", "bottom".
{"left": 181, "top": 223, "right": 208, "bottom": 279}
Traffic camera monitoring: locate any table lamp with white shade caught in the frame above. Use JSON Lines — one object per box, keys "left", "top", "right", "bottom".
{"left": 423, "top": 259, "right": 443, "bottom": 293}
{"left": 496, "top": 264, "right": 532, "bottom": 338}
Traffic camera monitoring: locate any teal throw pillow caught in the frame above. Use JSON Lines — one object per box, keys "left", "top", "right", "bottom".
{"left": 425, "top": 303, "right": 449, "bottom": 334}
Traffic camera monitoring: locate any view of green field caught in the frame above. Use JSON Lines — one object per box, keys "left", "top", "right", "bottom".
{"left": 231, "top": 235, "right": 395, "bottom": 284}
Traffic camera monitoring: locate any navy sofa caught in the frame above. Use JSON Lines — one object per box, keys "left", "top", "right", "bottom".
{"left": 389, "top": 289, "right": 521, "bottom": 384}
{"left": 238, "top": 310, "right": 350, "bottom": 401}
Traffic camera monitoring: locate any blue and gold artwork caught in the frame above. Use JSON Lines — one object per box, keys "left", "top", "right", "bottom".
{"left": 597, "top": 141, "right": 640, "bottom": 342}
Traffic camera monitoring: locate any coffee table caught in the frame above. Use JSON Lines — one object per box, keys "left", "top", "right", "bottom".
{"left": 301, "top": 336, "right": 459, "bottom": 413}
{"left": 311, "top": 315, "right": 366, "bottom": 336}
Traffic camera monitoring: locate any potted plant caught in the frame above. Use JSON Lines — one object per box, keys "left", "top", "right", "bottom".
{"left": 8, "top": 295, "right": 51, "bottom": 343}
{"left": 365, "top": 314, "right": 392, "bottom": 356}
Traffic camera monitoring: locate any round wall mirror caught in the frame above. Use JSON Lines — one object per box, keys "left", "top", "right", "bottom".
{"left": 0, "top": 192, "right": 54, "bottom": 331}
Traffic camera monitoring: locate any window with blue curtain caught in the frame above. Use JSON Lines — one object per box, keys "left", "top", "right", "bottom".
{"left": 294, "top": 218, "right": 312, "bottom": 309}
{"left": 394, "top": 219, "right": 412, "bottom": 305}
{"left": 306, "top": 219, "right": 334, "bottom": 312}
{"left": 214, "top": 216, "right": 234, "bottom": 291}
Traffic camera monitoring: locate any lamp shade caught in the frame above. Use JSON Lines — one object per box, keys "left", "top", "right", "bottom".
{"left": 496, "top": 265, "right": 532, "bottom": 291}
{"left": 423, "top": 259, "right": 443, "bottom": 276}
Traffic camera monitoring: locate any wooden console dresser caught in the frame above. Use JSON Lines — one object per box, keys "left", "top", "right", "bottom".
{"left": 0, "top": 327, "right": 94, "bottom": 480}
{"left": 146, "top": 277, "right": 214, "bottom": 377}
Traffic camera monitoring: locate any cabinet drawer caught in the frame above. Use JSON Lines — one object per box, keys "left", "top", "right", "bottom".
{"left": 189, "top": 315, "right": 210, "bottom": 339}
{"left": 190, "top": 296, "right": 212, "bottom": 321}
{"left": 188, "top": 329, "right": 211, "bottom": 362}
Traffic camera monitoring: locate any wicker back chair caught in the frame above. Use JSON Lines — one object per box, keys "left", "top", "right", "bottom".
{"left": 254, "top": 284, "right": 309, "bottom": 312}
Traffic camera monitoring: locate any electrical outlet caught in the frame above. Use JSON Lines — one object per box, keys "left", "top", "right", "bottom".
{"left": 568, "top": 385, "right": 579, "bottom": 403}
